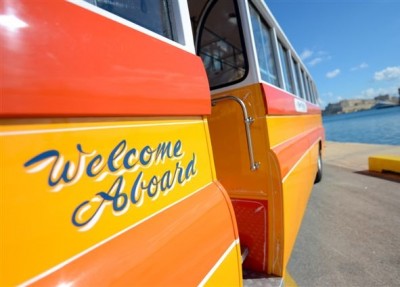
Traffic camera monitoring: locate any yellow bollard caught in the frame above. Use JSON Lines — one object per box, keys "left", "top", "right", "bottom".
{"left": 368, "top": 155, "right": 400, "bottom": 174}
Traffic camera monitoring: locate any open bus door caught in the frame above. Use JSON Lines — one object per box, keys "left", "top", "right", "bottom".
{"left": 189, "top": 0, "right": 324, "bottom": 281}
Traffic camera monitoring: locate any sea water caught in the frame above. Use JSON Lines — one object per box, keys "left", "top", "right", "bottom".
{"left": 322, "top": 106, "right": 400, "bottom": 145}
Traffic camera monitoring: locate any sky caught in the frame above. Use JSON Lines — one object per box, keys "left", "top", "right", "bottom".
{"left": 264, "top": 0, "right": 400, "bottom": 108}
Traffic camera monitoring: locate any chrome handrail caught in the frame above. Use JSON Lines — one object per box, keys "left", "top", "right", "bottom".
{"left": 212, "top": 96, "right": 260, "bottom": 171}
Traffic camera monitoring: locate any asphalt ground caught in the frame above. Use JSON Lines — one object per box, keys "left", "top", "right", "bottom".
{"left": 287, "top": 142, "right": 400, "bottom": 287}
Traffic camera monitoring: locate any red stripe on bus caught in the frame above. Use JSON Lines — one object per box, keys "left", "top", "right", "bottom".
{"left": 28, "top": 183, "right": 238, "bottom": 287}
{"left": 272, "top": 127, "right": 323, "bottom": 179}
{"left": 261, "top": 84, "right": 321, "bottom": 115}
{"left": 1, "top": 1, "right": 210, "bottom": 117}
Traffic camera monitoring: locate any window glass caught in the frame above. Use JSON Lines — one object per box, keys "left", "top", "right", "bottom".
{"left": 249, "top": 5, "right": 279, "bottom": 86}
{"left": 278, "top": 42, "right": 294, "bottom": 94}
{"left": 84, "top": 0, "right": 177, "bottom": 42}
{"left": 315, "top": 84, "right": 320, "bottom": 105}
{"left": 307, "top": 77, "right": 314, "bottom": 103}
{"left": 310, "top": 81, "right": 318, "bottom": 104}
{"left": 198, "top": 0, "right": 247, "bottom": 88}
{"left": 291, "top": 57, "right": 303, "bottom": 98}
{"left": 301, "top": 70, "right": 310, "bottom": 102}
{"left": 308, "top": 80, "right": 315, "bottom": 104}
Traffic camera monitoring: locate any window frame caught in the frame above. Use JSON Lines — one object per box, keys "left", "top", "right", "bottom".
{"left": 71, "top": 0, "right": 195, "bottom": 53}
{"left": 278, "top": 41, "right": 295, "bottom": 94}
{"left": 249, "top": 3, "right": 280, "bottom": 87}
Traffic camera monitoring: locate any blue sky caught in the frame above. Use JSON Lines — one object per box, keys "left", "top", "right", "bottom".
{"left": 265, "top": 0, "right": 400, "bottom": 108}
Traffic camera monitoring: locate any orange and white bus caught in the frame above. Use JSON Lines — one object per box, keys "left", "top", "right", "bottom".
{"left": 1, "top": 0, "right": 324, "bottom": 286}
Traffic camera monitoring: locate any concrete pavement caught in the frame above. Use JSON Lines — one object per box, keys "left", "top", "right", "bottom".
{"left": 322, "top": 141, "right": 400, "bottom": 172}
{"left": 287, "top": 141, "right": 400, "bottom": 287}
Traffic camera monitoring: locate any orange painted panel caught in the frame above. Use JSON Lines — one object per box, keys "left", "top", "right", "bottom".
{"left": 266, "top": 114, "right": 323, "bottom": 148}
{"left": 27, "top": 183, "right": 239, "bottom": 286}
{"left": 1, "top": 0, "right": 210, "bottom": 117}
{"left": 209, "top": 84, "right": 270, "bottom": 199}
{"left": 281, "top": 143, "right": 319, "bottom": 270}
{"left": 272, "top": 127, "right": 323, "bottom": 179}
{"left": 203, "top": 242, "right": 243, "bottom": 287}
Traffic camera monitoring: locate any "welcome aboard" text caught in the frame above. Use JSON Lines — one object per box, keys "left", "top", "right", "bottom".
{"left": 24, "top": 140, "right": 197, "bottom": 231}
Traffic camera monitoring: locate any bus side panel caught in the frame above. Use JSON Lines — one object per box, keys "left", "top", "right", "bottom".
{"left": 262, "top": 83, "right": 324, "bottom": 274}
{"left": 0, "top": 118, "right": 241, "bottom": 286}
{"left": 267, "top": 115, "right": 323, "bottom": 178}
{"left": 0, "top": 0, "right": 210, "bottom": 117}
{"left": 279, "top": 142, "right": 319, "bottom": 268}
{"left": 28, "top": 182, "right": 240, "bottom": 287}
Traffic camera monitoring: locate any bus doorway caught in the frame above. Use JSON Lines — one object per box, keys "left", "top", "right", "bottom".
{"left": 188, "top": 0, "right": 284, "bottom": 277}
{"left": 188, "top": 0, "right": 324, "bottom": 279}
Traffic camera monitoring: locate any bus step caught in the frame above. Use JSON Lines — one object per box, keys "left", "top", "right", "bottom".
{"left": 243, "top": 277, "right": 283, "bottom": 287}
{"left": 243, "top": 269, "right": 283, "bottom": 287}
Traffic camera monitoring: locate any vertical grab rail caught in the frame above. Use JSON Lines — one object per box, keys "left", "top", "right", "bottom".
{"left": 212, "top": 96, "right": 260, "bottom": 171}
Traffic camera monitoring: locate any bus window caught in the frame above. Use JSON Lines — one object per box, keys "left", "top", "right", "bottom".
{"left": 290, "top": 57, "right": 301, "bottom": 97}
{"left": 278, "top": 42, "right": 294, "bottom": 94}
{"left": 84, "top": 0, "right": 178, "bottom": 42}
{"left": 291, "top": 57, "right": 303, "bottom": 98}
{"left": 312, "top": 81, "right": 319, "bottom": 104}
{"left": 307, "top": 77, "right": 314, "bottom": 103}
{"left": 249, "top": 4, "right": 279, "bottom": 86}
{"left": 301, "top": 69, "right": 311, "bottom": 102}
{"left": 308, "top": 79, "right": 315, "bottom": 104}
{"left": 196, "top": 0, "right": 247, "bottom": 88}
{"left": 312, "top": 82, "right": 319, "bottom": 105}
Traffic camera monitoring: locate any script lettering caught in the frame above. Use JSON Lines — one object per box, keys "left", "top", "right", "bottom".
{"left": 24, "top": 140, "right": 198, "bottom": 231}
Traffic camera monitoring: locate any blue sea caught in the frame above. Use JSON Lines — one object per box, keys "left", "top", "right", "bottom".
{"left": 323, "top": 106, "right": 400, "bottom": 145}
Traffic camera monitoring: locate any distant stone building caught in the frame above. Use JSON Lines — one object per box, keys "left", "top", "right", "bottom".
{"left": 323, "top": 93, "right": 399, "bottom": 115}
{"left": 323, "top": 99, "right": 375, "bottom": 115}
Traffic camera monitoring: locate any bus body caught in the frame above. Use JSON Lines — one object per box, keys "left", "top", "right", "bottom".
{"left": 0, "top": 0, "right": 324, "bottom": 286}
